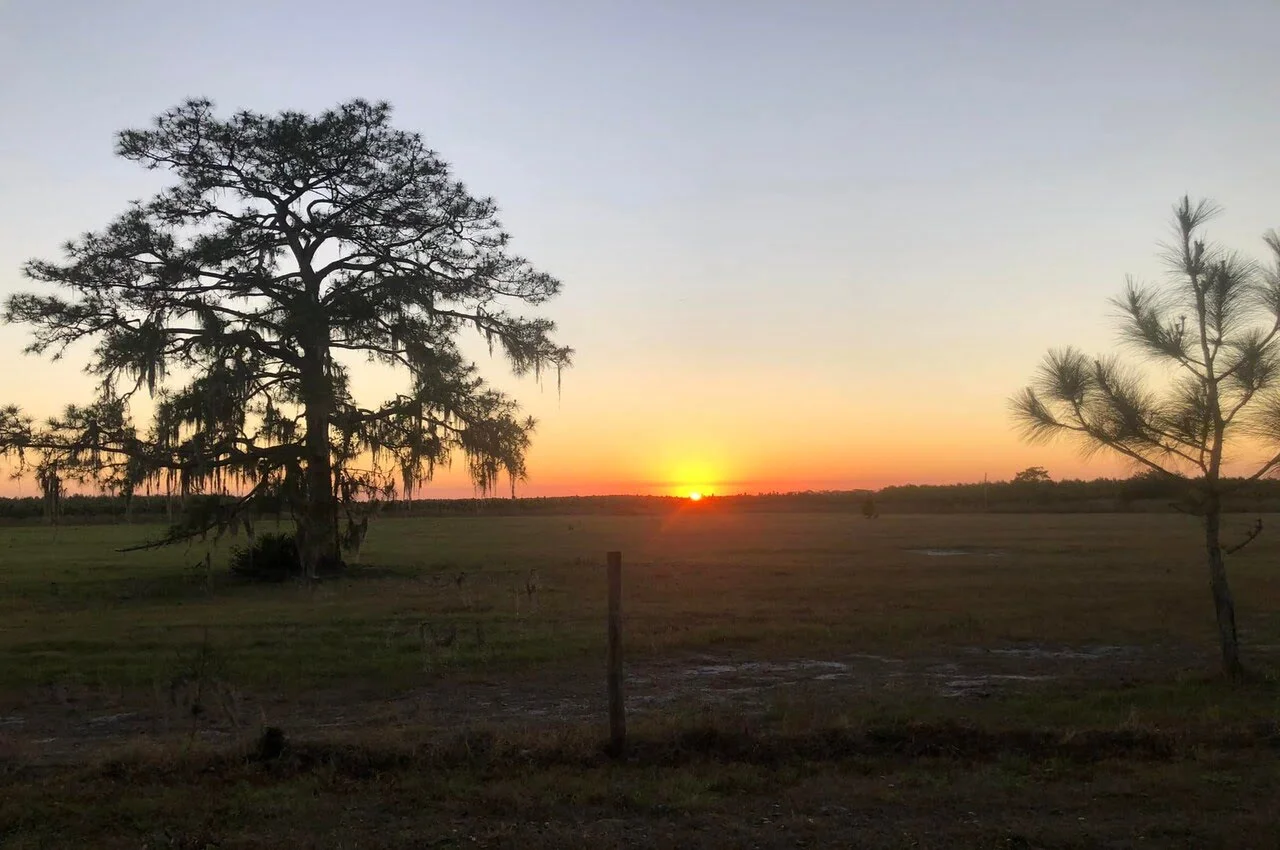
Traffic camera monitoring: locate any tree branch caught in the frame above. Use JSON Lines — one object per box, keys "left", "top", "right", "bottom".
{"left": 1224, "top": 518, "right": 1263, "bottom": 555}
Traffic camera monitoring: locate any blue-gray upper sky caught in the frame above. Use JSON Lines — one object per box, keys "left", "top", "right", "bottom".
{"left": 2, "top": 0, "right": 1279, "bottom": 494}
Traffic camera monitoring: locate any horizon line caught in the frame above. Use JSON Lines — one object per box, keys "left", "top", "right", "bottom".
{"left": 0, "top": 472, "right": 1247, "bottom": 502}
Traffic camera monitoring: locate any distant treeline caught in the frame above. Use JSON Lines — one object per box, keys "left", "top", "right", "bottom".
{"left": 4, "top": 474, "right": 1280, "bottom": 525}
{"left": 397, "top": 477, "right": 1280, "bottom": 515}
{"left": 875, "top": 476, "right": 1280, "bottom": 514}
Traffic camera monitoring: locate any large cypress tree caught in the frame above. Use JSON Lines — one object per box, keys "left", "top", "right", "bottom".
{"left": 0, "top": 99, "right": 572, "bottom": 576}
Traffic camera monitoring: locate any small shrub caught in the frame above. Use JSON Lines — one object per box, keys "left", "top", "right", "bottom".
{"left": 229, "top": 532, "right": 302, "bottom": 582}
{"left": 861, "top": 495, "right": 879, "bottom": 520}
{"left": 255, "top": 726, "right": 287, "bottom": 761}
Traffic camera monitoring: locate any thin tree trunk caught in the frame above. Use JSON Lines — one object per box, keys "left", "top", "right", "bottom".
{"left": 1204, "top": 505, "right": 1244, "bottom": 680}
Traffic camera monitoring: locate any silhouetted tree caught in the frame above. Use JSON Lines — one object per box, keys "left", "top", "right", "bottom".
{"left": 1012, "top": 466, "right": 1051, "bottom": 484}
{"left": 0, "top": 99, "right": 571, "bottom": 577}
{"left": 1012, "top": 197, "right": 1280, "bottom": 680}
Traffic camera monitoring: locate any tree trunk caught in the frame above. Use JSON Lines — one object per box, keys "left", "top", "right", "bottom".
{"left": 1203, "top": 505, "right": 1244, "bottom": 680}
{"left": 296, "top": 354, "right": 340, "bottom": 580}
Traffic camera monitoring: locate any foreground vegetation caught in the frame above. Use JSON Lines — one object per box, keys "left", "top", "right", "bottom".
{"left": 5, "top": 712, "right": 1279, "bottom": 848}
{"left": 2, "top": 510, "right": 1278, "bottom": 846}
{"left": 4, "top": 510, "right": 1280, "bottom": 692}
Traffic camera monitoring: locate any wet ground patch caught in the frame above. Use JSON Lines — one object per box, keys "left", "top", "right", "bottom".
{"left": 0, "top": 642, "right": 1166, "bottom": 763}
{"left": 904, "top": 547, "right": 1007, "bottom": 557}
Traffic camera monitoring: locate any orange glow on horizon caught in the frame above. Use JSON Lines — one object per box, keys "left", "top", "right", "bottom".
{"left": 665, "top": 481, "right": 720, "bottom": 498}
{"left": 661, "top": 457, "right": 725, "bottom": 500}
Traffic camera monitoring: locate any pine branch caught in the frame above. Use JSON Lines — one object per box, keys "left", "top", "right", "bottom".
{"left": 1225, "top": 518, "right": 1263, "bottom": 556}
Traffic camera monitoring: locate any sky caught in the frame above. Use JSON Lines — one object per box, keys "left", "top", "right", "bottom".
{"left": 2, "top": 0, "right": 1280, "bottom": 497}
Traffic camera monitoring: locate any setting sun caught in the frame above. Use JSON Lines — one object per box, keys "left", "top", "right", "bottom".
{"left": 688, "top": 491, "right": 703, "bottom": 501}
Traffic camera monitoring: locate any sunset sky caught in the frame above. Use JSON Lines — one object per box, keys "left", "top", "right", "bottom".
{"left": 2, "top": 1, "right": 1280, "bottom": 497}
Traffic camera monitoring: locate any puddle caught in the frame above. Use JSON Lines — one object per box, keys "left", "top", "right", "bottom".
{"left": 666, "top": 651, "right": 1116, "bottom": 702}
{"left": 981, "top": 645, "right": 1140, "bottom": 661}
{"left": 905, "top": 548, "right": 1005, "bottom": 558}
{"left": 675, "top": 655, "right": 1067, "bottom": 701}
{"left": 684, "top": 660, "right": 850, "bottom": 678}
{"left": 939, "top": 674, "right": 1055, "bottom": 698}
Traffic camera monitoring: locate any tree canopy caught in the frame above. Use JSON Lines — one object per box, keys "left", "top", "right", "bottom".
{"left": 1012, "top": 466, "right": 1051, "bottom": 484}
{"left": 0, "top": 98, "right": 572, "bottom": 574}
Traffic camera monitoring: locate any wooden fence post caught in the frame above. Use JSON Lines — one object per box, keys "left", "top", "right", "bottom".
{"left": 606, "top": 550, "right": 626, "bottom": 756}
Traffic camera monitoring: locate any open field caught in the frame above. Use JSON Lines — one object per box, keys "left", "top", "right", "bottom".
{"left": 2, "top": 509, "right": 1280, "bottom": 847}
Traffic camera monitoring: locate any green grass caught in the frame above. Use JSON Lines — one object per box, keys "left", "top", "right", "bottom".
{"left": 1, "top": 511, "right": 1278, "bottom": 693}
{"left": 2, "top": 510, "right": 1280, "bottom": 847}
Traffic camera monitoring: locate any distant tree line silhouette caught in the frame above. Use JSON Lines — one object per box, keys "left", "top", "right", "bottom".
{"left": 5, "top": 473, "right": 1280, "bottom": 523}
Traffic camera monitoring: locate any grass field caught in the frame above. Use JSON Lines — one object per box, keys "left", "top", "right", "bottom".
{"left": 2, "top": 509, "right": 1279, "bottom": 847}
